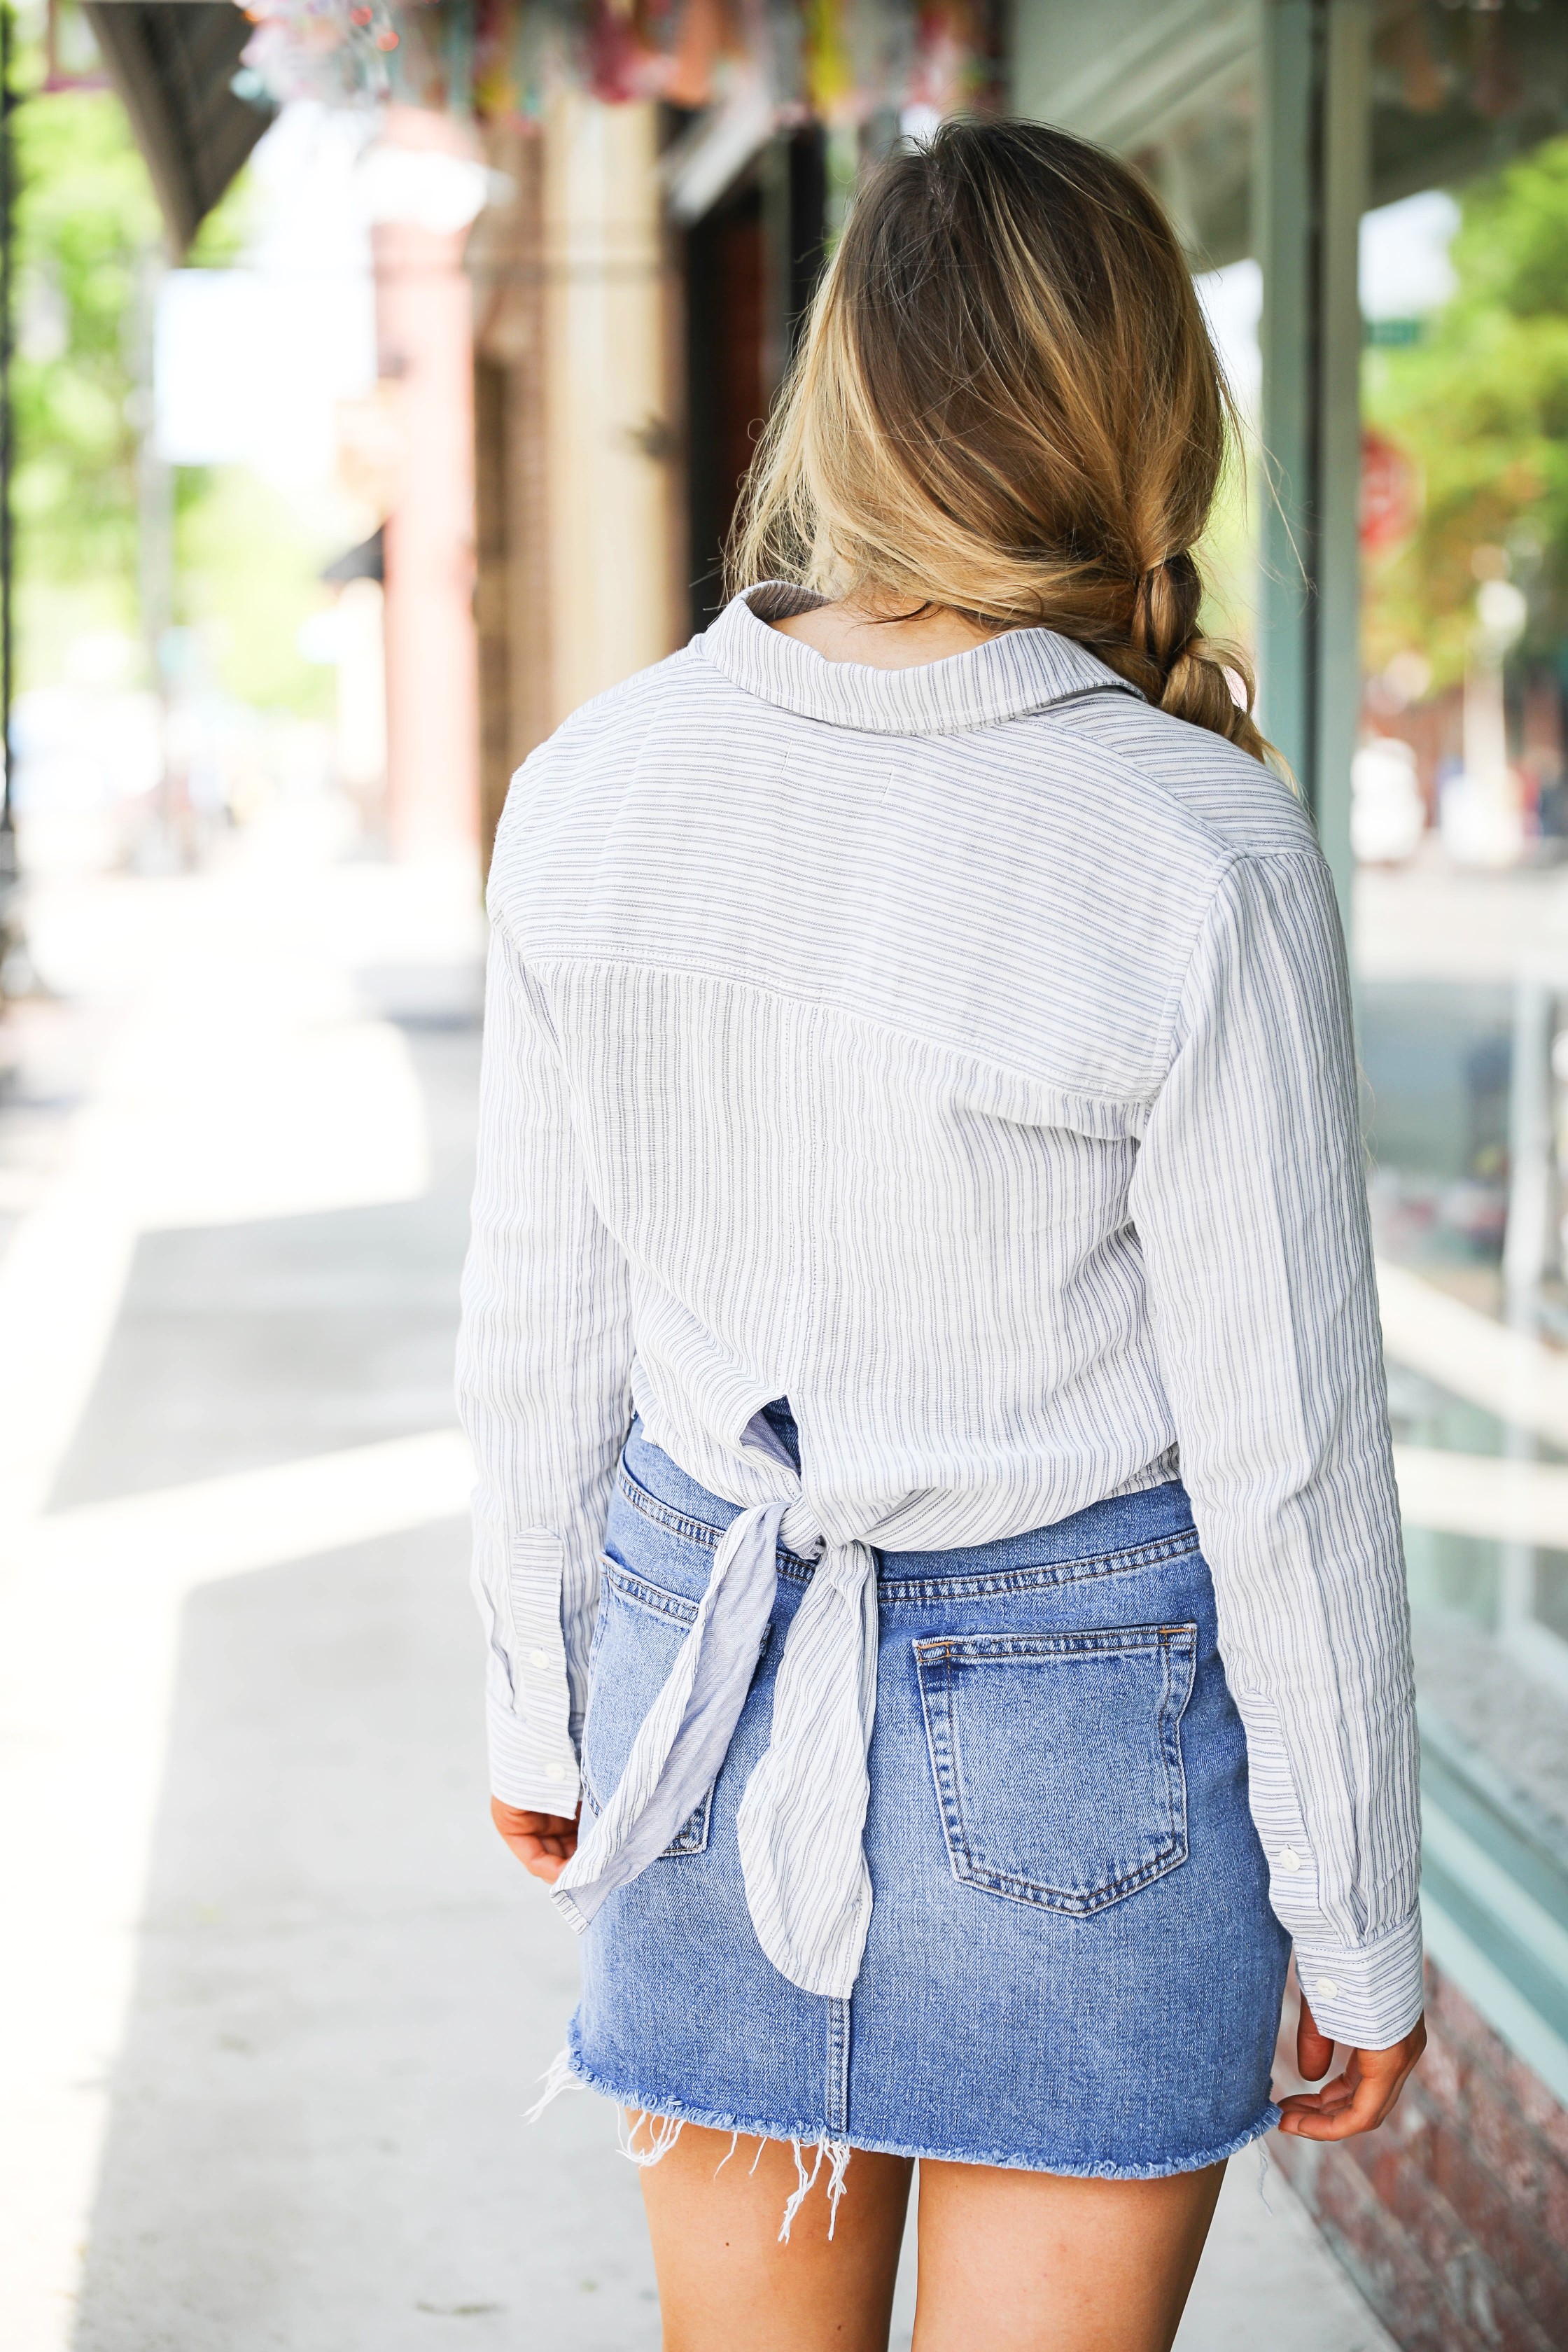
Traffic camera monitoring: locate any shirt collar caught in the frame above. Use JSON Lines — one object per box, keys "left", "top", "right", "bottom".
{"left": 699, "top": 582, "right": 1144, "bottom": 736}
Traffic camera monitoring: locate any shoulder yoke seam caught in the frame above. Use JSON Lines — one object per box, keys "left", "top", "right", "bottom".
{"left": 502, "top": 945, "right": 1166, "bottom": 1113}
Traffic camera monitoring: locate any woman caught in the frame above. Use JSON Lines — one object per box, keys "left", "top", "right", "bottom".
{"left": 458, "top": 120, "right": 1424, "bottom": 2352}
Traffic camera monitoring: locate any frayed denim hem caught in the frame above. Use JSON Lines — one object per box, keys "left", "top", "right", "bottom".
{"left": 541, "top": 2038, "right": 1282, "bottom": 2185}
{"left": 526, "top": 2043, "right": 852, "bottom": 2241}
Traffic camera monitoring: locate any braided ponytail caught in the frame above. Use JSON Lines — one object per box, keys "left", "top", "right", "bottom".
{"left": 732, "top": 120, "right": 1277, "bottom": 771}
{"left": 1112, "top": 552, "right": 1267, "bottom": 762}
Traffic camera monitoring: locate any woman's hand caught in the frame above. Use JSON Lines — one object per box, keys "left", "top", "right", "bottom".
{"left": 491, "top": 1797, "right": 580, "bottom": 1884}
{"left": 1276, "top": 1994, "right": 1426, "bottom": 2141}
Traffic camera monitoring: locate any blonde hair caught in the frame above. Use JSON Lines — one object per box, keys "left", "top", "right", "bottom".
{"left": 730, "top": 118, "right": 1266, "bottom": 762}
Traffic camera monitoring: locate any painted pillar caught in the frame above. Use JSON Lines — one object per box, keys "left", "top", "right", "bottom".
{"left": 373, "top": 106, "right": 482, "bottom": 861}
{"left": 542, "top": 95, "right": 682, "bottom": 728}
{"left": 1254, "top": 0, "right": 1368, "bottom": 921}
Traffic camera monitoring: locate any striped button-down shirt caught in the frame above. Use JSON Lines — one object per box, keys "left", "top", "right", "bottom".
{"left": 457, "top": 585, "right": 1422, "bottom": 2047}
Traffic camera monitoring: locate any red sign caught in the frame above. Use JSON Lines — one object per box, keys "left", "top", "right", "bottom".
{"left": 1360, "top": 428, "right": 1421, "bottom": 557}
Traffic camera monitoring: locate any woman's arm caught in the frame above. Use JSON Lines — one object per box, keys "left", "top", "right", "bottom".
{"left": 456, "top": 906, "right": 634, "bottom": 1823}
{"left": 1129, "top": 846, "right": 1424, "bottom": 2061}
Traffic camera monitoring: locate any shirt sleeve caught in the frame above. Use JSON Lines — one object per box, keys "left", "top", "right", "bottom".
{"left": 456, "top": 907, "right": 634, "bottom": 1815}
{"left": 1128, "top": 846, "right": 1422, "bottom": 2049}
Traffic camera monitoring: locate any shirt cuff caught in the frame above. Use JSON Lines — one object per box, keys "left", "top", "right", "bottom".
{"left": 486, "top": 1691, "right": 582, "bottom": 1816}
{"left": 1293, "top": 1908, "right": 1424, "bottom": 2047}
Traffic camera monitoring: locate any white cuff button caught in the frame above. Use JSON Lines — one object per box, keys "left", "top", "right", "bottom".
{"left": 1277, "top": 1845, "right": 1302, "bottom": 1873}
{"left": 545, "top": 1761, "right": 566, "bottom": 1783}
{"left": 527, "top": 1647, "right": 549, "bottom": 1668}
{"left": 1312, "top": 1976, "right": 1340, "bottom": 2001}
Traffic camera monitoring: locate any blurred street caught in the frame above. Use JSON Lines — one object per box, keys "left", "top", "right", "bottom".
{"left": 0, "top": 818, "right": 661, "bottom": 2351}
{"left": 0, "top": 823, "right": 1397, "bottom": 2350}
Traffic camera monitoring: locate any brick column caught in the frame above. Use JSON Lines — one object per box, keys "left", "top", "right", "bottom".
{"left": 1273, "top": 1962, "right": 1568, "bottom": 2351}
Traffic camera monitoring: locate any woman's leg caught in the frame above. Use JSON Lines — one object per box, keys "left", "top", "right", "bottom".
{"left": 912, "top": 2157, "right": 1225, "bottom": 2352}
{"left": 641, "top": 2124, "right": 1222, "bottom": 2352}
{"left": 638, "top": 2120, "right": 914, "bottom": 2352}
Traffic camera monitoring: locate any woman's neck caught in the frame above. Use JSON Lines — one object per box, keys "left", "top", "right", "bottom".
{"left": 769, "top": 592, "right": 1000, "bottom": 670}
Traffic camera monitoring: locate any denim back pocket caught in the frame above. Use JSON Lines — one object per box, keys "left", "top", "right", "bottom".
{"left": 581, "top": 1561, "right": 716, "bottom": 1857}
{"left": 914, "top": 1623, "right": 1197, "bottom": 1914}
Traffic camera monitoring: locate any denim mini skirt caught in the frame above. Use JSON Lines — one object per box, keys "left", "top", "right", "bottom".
{"left": 562, "top": 1415, "right": 1290, "bottom": 2179}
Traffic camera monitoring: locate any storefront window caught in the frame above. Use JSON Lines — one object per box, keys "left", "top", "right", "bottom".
{"left": 1355, "top": 56, "right": 1568, "bottom": 1822}
{"left": 1181, "top": 2, "right": 1568, "bottom": 1865}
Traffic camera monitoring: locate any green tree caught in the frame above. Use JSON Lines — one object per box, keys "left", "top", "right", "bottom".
{"left": 1364, "top": 136, "right": 1568, "bottom": 688}
{"left": 10, "top": 57, "right": 332, "bottom": 718}
{"left": 13, "top": 82, "right": 161, "bottom": 663}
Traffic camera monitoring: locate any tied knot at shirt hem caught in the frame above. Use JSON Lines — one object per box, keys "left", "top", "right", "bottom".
{"left": 550, "top": 1499, "right": 880, "bottom": 2000}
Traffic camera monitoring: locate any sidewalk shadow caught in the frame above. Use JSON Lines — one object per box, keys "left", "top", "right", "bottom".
{"left": 69, "top": 1520, "right": 659, "bottom": 2352}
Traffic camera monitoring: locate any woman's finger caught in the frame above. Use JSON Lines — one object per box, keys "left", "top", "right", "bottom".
{"left": 1279, "top": 2075, "right": 1385, "bottom": 2138}
{"left": 500, "top": 1833, "right": 577, "bottom": 1883}
{"left": 1296, "top": 1992, "right": 1335, "bottom": 2082}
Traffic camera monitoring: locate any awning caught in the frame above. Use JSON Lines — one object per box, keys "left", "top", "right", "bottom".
{"left": 321, "top": 528, "right": 385, "bottom": 587}
{"left": 1016, "top": 0, "right": 1568, "bottom": 268}
{"left": 80, "top": 1, "right": 273, "bottom": 253}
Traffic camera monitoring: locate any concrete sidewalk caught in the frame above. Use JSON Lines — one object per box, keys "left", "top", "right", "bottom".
{"left": 0, "top": 827, "right": 1395, "bottom": 2351}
